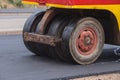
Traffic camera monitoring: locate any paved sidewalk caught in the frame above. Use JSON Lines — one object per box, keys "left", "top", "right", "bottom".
{"left": 0, "top": 8, "right": 46, "bottom": 34}
{"left": 0, "top": 13, "right": 30, "bottom": 34}
{"left": 0, "top": 8, "right": 46, "bottom": 14}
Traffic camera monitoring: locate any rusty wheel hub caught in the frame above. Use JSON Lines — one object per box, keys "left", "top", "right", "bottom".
{"left": 76, "top": 27, "right": 98, "bottom": 55}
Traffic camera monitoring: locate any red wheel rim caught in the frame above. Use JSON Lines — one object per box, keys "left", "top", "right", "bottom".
{"left": 76, "top": 27, "right": 98, "bottom": 55}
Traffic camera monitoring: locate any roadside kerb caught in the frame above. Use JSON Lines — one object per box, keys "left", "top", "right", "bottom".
{"left": 0, "top": 8, "right": 43, "bottom": 35}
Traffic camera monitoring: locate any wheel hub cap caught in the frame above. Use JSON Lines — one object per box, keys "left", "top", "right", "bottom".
{"left": 76, "top": 28, "right": 97, "bottom": 55}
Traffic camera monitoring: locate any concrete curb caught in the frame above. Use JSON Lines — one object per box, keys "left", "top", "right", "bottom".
{"left": 0, "top": 13, "right": 26, "bottom": 35}
{"left": 0, "top": 30, "right": 22, "bottom": 35}
{"left": 0, "top": 8, "right": 46, "bottom": 35}
{"left": 0, "top": 8, "right": 46, "bottom": 14}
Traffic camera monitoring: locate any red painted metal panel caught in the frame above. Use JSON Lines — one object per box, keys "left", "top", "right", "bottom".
{"left": 71, "top": 0, "right": 120, "bottom": 5}
{"left": 23, "top": 0, "right": 37, "bottom": 2}
{"left": 23, "top": 0, "right": 120, "bottom": 5}
{"left": 46, "top": 0, "right": 67, "bottom": 5}
{"left": 46, "top": 0, "right": 120, "bottom": 5}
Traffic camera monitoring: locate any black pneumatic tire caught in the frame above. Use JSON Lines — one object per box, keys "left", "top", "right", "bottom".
{"left": 47, "top": 15, "right": 69, "bottom": 59}
{"left": 60, "top": 17, "right": 80, "bottom": 63}
{"left": 23, "top": 11, "right": 46, "bottom": 56}
{"left": 62, "top": 17, "right": 105, "bottom": 64}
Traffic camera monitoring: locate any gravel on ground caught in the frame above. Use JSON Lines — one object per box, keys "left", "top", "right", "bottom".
{"left": 73, "top": 73, "right": 120, "bottom": 80}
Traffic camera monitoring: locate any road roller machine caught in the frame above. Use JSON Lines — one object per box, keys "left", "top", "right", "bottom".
{"left": 22, "top": 0, "right": 120, "bottom": 64}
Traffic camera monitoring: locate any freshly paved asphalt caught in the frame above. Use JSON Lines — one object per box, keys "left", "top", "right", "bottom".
{"left": 0, "top": 34, "right": 120, "bottom": 80}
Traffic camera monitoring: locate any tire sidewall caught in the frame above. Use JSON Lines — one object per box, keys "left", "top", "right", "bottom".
{"left": 69, "top": 17, "right": 105, "bottom": 64}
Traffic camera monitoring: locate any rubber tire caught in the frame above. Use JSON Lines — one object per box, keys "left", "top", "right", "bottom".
{"left": 62, "top": 17, "right": 105, "bottom": 64}
{"left": 23, "top": 11, "right": 46, "bottom": 56}
{"left": 47, "top": 15, "right": 70, "bottom": 59}
{"left": 60, "top": 16, "right": 80, "bottom": 63}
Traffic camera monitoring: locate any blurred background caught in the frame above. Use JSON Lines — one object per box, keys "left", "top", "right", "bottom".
{"left": 0, "top": 0, "right": 36, "bottom": 8}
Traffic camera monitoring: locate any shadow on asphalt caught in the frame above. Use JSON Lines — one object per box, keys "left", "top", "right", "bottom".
{"left": 98, "top": 49, "right": 120, "bottom": 63}
{"left": 20, "top": 48, "right": 120, "bottom": 65}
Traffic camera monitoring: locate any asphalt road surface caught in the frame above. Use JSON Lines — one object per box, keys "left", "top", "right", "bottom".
{"left": 0, "top": 34, "right": 120, "bottom": 80}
